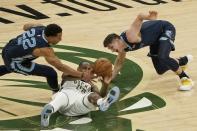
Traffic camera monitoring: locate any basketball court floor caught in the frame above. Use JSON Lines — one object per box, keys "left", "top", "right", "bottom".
{"left": 0, "top": 0, "right": 197, "bottom": 131}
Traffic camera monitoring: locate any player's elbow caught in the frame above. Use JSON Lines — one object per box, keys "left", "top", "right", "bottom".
{"left": 23, "top": 25, "right": 27, "bottom": 31}
{"left": 137, "top": 13, "right": 143, "bottom": 21}
{"left": 23, "top": 24, "right": 30, "bottom": 31}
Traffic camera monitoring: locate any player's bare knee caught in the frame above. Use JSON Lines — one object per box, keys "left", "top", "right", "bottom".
{"left": 88, "top": 93, "right": 101, "bottom": 106}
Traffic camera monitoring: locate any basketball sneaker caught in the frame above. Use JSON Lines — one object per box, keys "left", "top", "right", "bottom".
{"left": 99, "top": 86, "right": 120, "bottom": 111}
{"left": 41, "top": 104, "right": 54, "bottom": 127}
{"left": 179, "top": 77, "right": 194, "bottom": 91}
{"left": 180, "top": 54, "right": 193, "bottom": 71}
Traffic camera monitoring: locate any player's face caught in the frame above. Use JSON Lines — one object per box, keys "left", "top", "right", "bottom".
{"left": 78, "top": 64, "right": 93, "bottom": 74}
{"left": 49, "top": 32, "right": 62, "bottom": 45}
{"left": 107, "top": 39, "right": 123, "bottom": 53}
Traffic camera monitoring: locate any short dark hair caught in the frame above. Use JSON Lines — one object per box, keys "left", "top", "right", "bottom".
{"left": 103, "top": 33, "right": 120, "bottom": 47}
{"left": 79, "top": 61, "right": 90, "bottom": 67}
{"left": 44, "top": 24, "right": 62, "bottom": 37}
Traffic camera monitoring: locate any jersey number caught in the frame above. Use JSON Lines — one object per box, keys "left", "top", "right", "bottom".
{"left": 22, "top": 28, "right": 36, "bottom": 50}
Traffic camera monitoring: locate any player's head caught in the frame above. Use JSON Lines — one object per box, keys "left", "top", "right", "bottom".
{"left": 103, "top": 33, "right": 125, "bottom": 53}
{"left": 45, "top": 24, "right": 62, "bottom": 45}
{"left": 77, "top": 61, "right": 93, "bottom": 73}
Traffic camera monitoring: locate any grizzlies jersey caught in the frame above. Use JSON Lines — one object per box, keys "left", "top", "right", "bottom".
{"left": 121, "top": 20, "right": 173, "bottom": 52}
{"left": 3, "top": 26, "right": 50, "bottom": 61}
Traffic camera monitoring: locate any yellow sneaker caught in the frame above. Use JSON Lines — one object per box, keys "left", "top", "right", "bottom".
{"left": 180, "top": 54, "right": 193, "bottom": 71}
{"left": 180, "top": 65, "right": 187, "bottom": 71}
{"left": 179, "top": 77, "right": 194, "bottom": 91}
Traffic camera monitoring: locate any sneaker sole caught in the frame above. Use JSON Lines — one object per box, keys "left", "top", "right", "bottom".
{"left": 100, "top": 86, "right": 120, "bottom": 111}
{"left": 107, "top": 86, "right": 120, "bottom": 104}
{"left": 179, "top": 80, "right": 194, "bottom": 91}
{"left": 41, "top": 104, "right": 53, "bottom": 127}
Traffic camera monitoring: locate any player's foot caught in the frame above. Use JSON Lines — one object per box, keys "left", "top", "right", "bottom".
{"left": 179, "top": 54, "right": 193, "bottom": 71}
{"left": 41, "top": 104, "right": 54, "bottom": 127}
{"left": 179, "top": 77, "right": 194, "bottom": 91}
{"left": 99, "top": 86, "right": 120, "bottom": 111}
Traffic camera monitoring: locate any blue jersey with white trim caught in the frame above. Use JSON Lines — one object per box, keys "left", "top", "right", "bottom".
{"left": 4, "top": 26, "right": 50, "bottom": 61}
{"left": 121, "top": 20, "right": 171, "bottom": 52}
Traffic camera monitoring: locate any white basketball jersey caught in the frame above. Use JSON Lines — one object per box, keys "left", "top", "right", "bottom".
{"left": 58, "top": 80, "right": 96, "bottom": 116}
{"left": 62, "top": 80, "right": 92, "bottom": 94}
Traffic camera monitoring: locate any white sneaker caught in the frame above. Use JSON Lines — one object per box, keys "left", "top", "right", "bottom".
{"left": 180, "top": 54, "right": 193, "bottom": 71}
{"left": 187, "top": 54, "right": 193, "bottom": 63}
{"left": 99, "top": 86, "right": 120, "bottom": 111}
{"left": 179, "top": 77, "right": 194, "bottom": 91}
{"left": 41, "top": 104, "right": 54, "bottom": 127}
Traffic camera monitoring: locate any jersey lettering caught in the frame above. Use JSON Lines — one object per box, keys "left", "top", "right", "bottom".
{"left": 17, "top": 28, "right": 37, "bottom": 50}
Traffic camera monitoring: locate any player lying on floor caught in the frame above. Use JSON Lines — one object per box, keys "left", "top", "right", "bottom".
{"left": 41, "top": 59, "right": 120, "bottom": 127}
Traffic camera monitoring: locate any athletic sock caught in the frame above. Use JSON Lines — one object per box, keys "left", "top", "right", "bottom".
{"left": 179, "top": 71, "right": 189, "bottom": 79}
{"left": 178, "top": 56, "right": 188, "bottom": 66}
{"left": 96, "top": 98, "right": 103, "bottom": 106}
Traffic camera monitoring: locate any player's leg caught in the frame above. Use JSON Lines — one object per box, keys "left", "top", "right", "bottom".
{"left": 0, "top": 65, "right": 11, "bottom": 76}
{"left": 177, "top": 54, "right": 193, "bottom": 71}
{"left": 1, "top": 49, "right": 12, "bottom": 76}
{"left": 89, "top": 86, "right": 120, "bottom": 111}
{"left": 69, "top": 87, "right": 120, "bottom": 116}
{"left": 158, "top": 33, "right": 193, "bottom": 90}
{"left": 9, "top": 60, "right": 59, "bottom": 92}
{"left": 29, "top": 63, "right": 59, "bottom": 92}
{"left": 148, "top": 44, "right": 169, "bottom": 75}
{"left": 71, "top": 87, "right": 120, "bottom": 116}
{"left": 41, "top": 91, "right": 69, "bottom": 127}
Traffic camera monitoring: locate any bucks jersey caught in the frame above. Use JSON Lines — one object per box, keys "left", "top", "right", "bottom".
{"left": 61, "top": 79, "right": 92, "bottom": 94}
{"left": 3, "top": 26, "right": 50, "bottom": 61}
{"left": 59, "top": 79, "right": 95, "bottom": 116}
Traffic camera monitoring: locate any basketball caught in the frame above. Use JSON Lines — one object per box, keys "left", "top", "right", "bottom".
{"left": 93, "top": 58, "right": 113, "bottom": 77}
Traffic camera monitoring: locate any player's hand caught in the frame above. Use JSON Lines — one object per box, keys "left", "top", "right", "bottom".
{"left": 148, "top": 11, "right": 158, "bottom": 20}
{"left": 81, "top": 71, "right": 91, "bottom": 82}
{"left": 81, "top": 69, "right": 97, "bottom": 82}
{"left": 102, "top": 75, "right": 112, "bottom": 85}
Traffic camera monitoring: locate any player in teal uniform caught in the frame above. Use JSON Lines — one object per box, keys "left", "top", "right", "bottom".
{"left": 103, "top": 11, "right": 193, "bottom": 91}
{"left": 0, "top": 23, "right": 91, "bottom": 92}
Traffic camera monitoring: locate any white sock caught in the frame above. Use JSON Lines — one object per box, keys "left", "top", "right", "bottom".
{"left": 49, "top": 92, "right": 68, "bottom": 112}
{"left": 96, "top": 98, "right": 103, "bottom": 106}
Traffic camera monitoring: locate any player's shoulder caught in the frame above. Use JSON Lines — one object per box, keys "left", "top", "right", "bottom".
{"left": 27, "top": 26, "right": 46, "bottom": 33}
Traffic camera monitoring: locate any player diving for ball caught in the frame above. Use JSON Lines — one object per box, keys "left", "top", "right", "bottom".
{"left": 0, "top": 23, "right": 91, "bottom": 93}
{"left": 41, "top": 60, "right": 120, "bottom": 127}
{"left": 103, "top": 11, "right": 194, "bottom": 91}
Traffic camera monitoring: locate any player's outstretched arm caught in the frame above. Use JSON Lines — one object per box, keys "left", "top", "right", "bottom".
{"left": 100, "top": 75, "right": 111, "bottom": 97}
{"left": 33, "top": 47, "right": 87, "bottom": 79}
{"left": 23, "top": 23, "right": 44, "bottom": 31}
{"left": 127, "top": 11, "right": 158, "bottom": 43}
{"left": 112, "top": 52, "right": 126, "bottom": 80}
